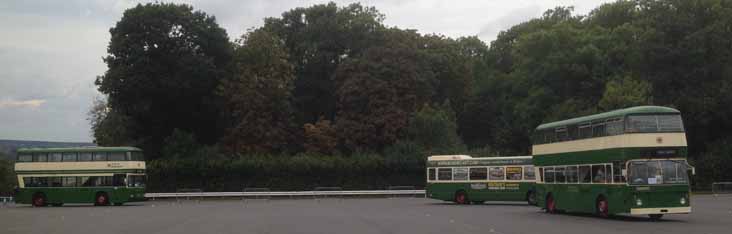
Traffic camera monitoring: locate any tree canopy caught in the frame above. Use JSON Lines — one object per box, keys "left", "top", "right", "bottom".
{"left": 92, "top": 0, "right": 732, "bottom": 187}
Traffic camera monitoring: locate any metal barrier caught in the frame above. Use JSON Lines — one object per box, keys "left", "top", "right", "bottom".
{"left": 1, "top": 196, "right": 13, "bottom": 204}
{"left": 712, "top": 182, "right": 732, "bottom": 195}
{"left": 243, "top": 188, "right": 271, "bottom": 199}
{"left": 387, "top": 186, "right": 420, "bottom": 198}
{"left": 175, "top": 188, "right": 203, "bottom": 202}
{"left": 314, "top": 187, "right": 343, "bottom": 198}
{"left": 145, "top": 190, "right": 425, "bottom": 199}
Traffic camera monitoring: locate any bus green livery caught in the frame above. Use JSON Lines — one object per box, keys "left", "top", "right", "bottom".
{"left": 532, "top": 106, "right": 693, "bottom": 220}
{"left": 14, "top": 147, "right": 146, "bottom": 207}
{"left": 426, "top": 155, "right": 537, "bottom": 205}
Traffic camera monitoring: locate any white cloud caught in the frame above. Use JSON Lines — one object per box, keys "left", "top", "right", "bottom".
{"left": 0, "top": 98, "right": 46, "bottom": 109}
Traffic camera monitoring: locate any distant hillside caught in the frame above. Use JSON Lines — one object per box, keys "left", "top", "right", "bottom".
{"left": 0, "top": 140, "right": 95, "bottom": 161}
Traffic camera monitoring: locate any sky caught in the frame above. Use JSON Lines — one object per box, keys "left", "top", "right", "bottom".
{"left": 0, "top": 0, "right": 613, "bottom": 143}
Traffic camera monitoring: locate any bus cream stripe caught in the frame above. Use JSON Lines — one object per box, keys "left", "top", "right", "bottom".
{"left": 15, "top": 161, "right": 146, "bottom": 171}
{"left": 532, "top": 133, "right": 687, "bottom": 155}
{"left": 630, "top": 207, "right": 690, "bottom": 214}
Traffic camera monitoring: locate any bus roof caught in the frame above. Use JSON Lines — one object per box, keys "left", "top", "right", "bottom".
{"left": 17, "top": 146, "right": 142, "bottom": 154}
{"left": 536, "top": 106, "right": 680, "bottom": 130}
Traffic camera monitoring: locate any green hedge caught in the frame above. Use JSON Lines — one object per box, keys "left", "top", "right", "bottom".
{"left": 145, "top": 153, "right": 426, "bottom": 192}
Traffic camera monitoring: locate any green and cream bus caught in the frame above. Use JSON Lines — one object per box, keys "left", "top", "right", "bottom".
{"left": 532, "top": 106, "right": 693, "bottom": 220}
{"left": 14, "top": 147, "right": 146, "bottom": 207}
{"left": 426, "top": 155, "right": 537, "bottom": 205}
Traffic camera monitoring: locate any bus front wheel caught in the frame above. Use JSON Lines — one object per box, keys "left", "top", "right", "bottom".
{"left": 545, "top": 194, "right": 556, "bottom": 213}
{"left": 32, "top": 193, "right": 47, "bottom": 207}
{"left": 648, "top": 214, "right": 663, "bottom": 221}
{"left": 596, "top": 196, "right": 609, "bottom": 218}
{"left": 95, "top": 192, "right": 110, "bottom": 206}
{"left": 454, "top": 191, "right": 469, "bottom": 204}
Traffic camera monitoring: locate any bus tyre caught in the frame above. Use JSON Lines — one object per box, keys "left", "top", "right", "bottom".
{"left": 32, "top": 193, "right": 47, "bottom": 207}
{"left": 454, "top": 191, "right": 468, "bottom": 205}
{"left": 527, "top": 191, "right": 537, "bottom": 206}
{"left": 648, "top": 214, "right": 663, "bottom": 221}
{"left": 545, "top": 194, "right": 556, "bottom": 214}
{"left": 95, "top": 193, "right": 110, "bottom": 206}
{"left": 596, "top": 197, "right": 609, "bottom": 218}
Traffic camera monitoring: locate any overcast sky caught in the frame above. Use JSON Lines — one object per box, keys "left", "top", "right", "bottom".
{"left": 0, "top": 0, "right": 612, "bottom": 143}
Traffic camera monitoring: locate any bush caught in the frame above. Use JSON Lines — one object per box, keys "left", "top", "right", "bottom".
{"left": 145, "top": 152, "right": 425, "bottom": 192}
{"left": 0, "top": 158, "right": 15, "bottom": 196}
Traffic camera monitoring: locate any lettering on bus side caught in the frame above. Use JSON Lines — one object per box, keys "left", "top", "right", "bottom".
{"left": 430, "top": 159, "right": 529, "bottom": 167}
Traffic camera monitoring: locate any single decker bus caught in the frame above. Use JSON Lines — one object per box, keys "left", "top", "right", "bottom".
{"left": 532, "top": 106, "right": 693, "bottom": 220}
{"left": 14, "top": 147, "right": 146, "bottom": 207}
{"left": 426, "top": 155, "right": 537, "bottom": 205}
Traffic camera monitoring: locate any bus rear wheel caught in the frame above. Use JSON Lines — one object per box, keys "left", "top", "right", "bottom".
{"left": 95, "top": 193, "right": 110, "bottom": 206}
{"left": 545, "top": 194, "right": 556, "bottom": 213}
{"left": 596, "top": 197, "right": 609, "bottom": 218}
{"left": 454, "top": 191, "right": 468, "bottom": 205}
{"left": 648, "top": 214, "right": 664, "bottom": 221}
{"left": 32, "top": 193, "right": 47, "bottom": 207}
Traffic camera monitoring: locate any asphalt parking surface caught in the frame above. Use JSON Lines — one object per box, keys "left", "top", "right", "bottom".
{"left": 1, "top": 195, "right": 731, "bottom": 234}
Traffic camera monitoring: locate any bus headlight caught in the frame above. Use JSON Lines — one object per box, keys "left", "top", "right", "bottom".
{"left": 680, "top": 197, "right": 686, "bottom": 205}
{"left": 636, "top": 198, "right": 643, "bottom": 206}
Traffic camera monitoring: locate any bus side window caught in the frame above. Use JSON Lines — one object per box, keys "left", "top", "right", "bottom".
{"left": 437, "top": 168, "right": 452, "bottom": 181}
{"left": 93, "top": 152, "right": 108, "bottom": 161}
{"left": 453, "top": 168, "right": 469, "bottom": 181}
{"left": 555, "top": 127, "right": 568, "bottom": 142}
{"left": 555, "top": 166, "right": 566, "bottom": 183}
{"left": 33, "top": 153, "right": 48, "bottom": 162}
{"left": 612, "top": 161, "right": 625, "bottom": 183}
{"left": 489, "top": 167, "right": 505, "bottom": 180}
{"left": 524, "top": 166, "right": 536, "bottom": 180}
{"left": 566, "top": 166, "right": 578, "bottom": 183}
{"left": 113, "top": 174, "right": 126, "bottom": 186}
{"left": 79, "top": 152, "right": 93, "bottom": 161}
{"left": 579, "top": 165, "right": 591, "bottom": 183}
{"left": 49, "top": 177, "right": 62, "bottom": 187}
{"left": 49, "top": 153, "right": 62, "bottom": 162}
{"left": 592, "top": 165, "right": 607, "bottom": 183}
{"left": 592, "top": 122, "right": 606, "bottom": 137}
{"left": 545, "top": 167, "right": 555, "bottom": 183}
{"left": 18, "top": 154, "right": 32, "bottom": 162}
{"left": 506, "top": 167, "right": 523, "bottom": 180}
{"left": 62, "top": 153, "right": 77, "bottom": 162}
{"left": 428, "top": 168, "right": 436, "bottom": 181}
{"left": 469, "top": 167, "right": 488, "bottom": 180}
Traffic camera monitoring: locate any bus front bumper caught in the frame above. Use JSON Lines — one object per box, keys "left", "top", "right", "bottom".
{"left": 630, "top": 207, "right": 691, "bottom": 215}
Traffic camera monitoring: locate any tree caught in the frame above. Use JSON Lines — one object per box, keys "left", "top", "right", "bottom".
{"left": 405, "top": 102, "right": 466, "bottom": 154}
{"left": 95, "top": 3, "right": 232, "bottom": 157}
{"left": 333, "top": 30, "right": 435, "bottom": 152}
{"left": 218, "top": 29, "right": 296, "bottom": 153}
{"left": 598, "top": 75, "right": 653, "bottom": 111}
{"left": 303, "top": 118, "right": 338, "bottom": 155}
{"left": 263, "top": 2, "right": 386, "bottom": 124}
{"left": 87, "top": 97, "right": 135, "bottom": 146}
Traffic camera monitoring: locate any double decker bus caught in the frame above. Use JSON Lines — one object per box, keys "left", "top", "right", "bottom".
{"left": 14, "top": 147, "right": 146, "bottom": 207}
{"left": 532, "top": 106, "right": 693, "bottom": 220}
{"left": 426, "top": 155, "right": 537, "bottom": 205}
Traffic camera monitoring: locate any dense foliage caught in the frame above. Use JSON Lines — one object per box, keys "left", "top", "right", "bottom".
{"left": 90, "top": 1, "right": 732, "bottom": 191}
{"left": 0, "top": 157, "right": 15, "bottom": 196}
